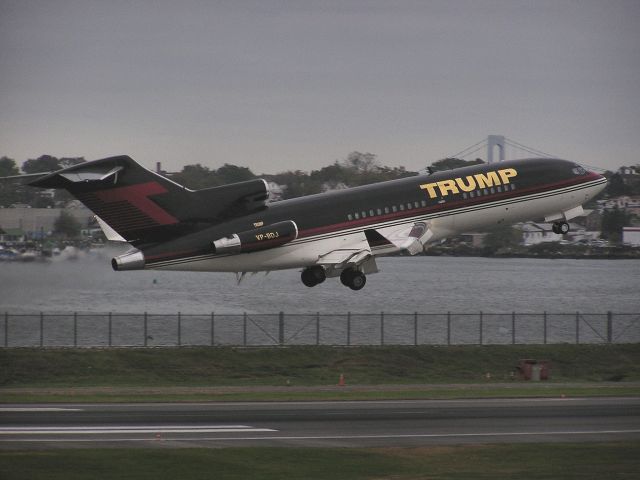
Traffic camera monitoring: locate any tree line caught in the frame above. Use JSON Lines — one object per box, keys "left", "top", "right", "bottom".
{"left": 0, "top": 152, "right": 423, "bottom": 206}
{"left": 2, "top": 152, "right": 637, "bottom": 205}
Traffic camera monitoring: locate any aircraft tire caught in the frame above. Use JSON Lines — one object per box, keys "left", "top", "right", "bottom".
{"left": 301, "top": 266, "right": 326, "bottom": 287}
{"left": 301, "top": 269, "right": 318, "bottom": 287}
{"left": 558, "top": 222, "right": 570, "bottom": 234}
{"left": 340, "top": 268, "right": 355, "bottom": 287}
{"left": 552, "top": 223, "right": 559, "bottom": 234}
{"left": 348, "top": 271, "right": 366, "bottom": 291}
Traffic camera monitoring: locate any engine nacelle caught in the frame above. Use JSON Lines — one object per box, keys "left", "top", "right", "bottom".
{"left": 212, "top": 220, "right": 298, "bottom": 254}
{"left": 112, "top": 248, "right": 145, "bottom": 271}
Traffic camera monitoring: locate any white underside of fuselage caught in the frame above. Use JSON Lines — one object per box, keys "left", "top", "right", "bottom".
{"left": 147, "top": 178, "right": 606, "bottom": 273}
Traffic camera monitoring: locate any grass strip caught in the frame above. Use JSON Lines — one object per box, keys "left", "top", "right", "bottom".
{"left": 2, "top": 344, "right": 639, "bottom": 389}
{"left": 1, "top": 443, "right": 639, "bottom": 480}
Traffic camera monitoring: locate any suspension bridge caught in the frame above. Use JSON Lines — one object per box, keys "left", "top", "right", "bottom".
{"left": 444, "top": 135, "right": 605, "bottom": 172}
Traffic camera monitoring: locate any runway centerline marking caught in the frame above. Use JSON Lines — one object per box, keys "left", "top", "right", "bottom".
{"left": 0, "top": 408, "right": 84, "bottom": 412}
{"left": 1, "top": 429, "right": 638, "bottom": 443}
{"left": 0, "top": 425, "right": 277, "bottom": 435}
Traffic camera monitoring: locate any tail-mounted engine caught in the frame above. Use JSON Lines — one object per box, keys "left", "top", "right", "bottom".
{"left": 212, "top": 220, "right": 298, "bottom": 254}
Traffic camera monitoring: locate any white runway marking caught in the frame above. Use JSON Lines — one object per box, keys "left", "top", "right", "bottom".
{"left": 0, "top": 429, "right": 637, "bottom": 443}
{"left": 0, "top": 425, "right": 277, "bottom": 435}
{"left": 0, "top": 408, "right": 84, "bottom": 412}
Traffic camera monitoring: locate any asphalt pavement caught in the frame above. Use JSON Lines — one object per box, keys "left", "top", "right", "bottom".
{"left": 1, "top": 397, "right": 639, "bottom": 449}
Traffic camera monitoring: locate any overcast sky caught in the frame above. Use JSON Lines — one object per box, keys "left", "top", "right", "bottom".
{"left": 1, "top": 0, "right": 639, "bottom": 173}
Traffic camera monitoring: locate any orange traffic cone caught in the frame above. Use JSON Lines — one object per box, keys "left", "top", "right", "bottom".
{"left": 338, "top": 373, "right": 346, "bottom": 386}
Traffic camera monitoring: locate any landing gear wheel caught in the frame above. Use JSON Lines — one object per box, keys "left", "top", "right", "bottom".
{"left": 301, "top": 266, "right": 326, "bottom": 287}
{"left": 348, "top": 271, "right": 366, "bottom": 291}
{"left": 340, "top": 268, "right": 366, "bottom": 290}
{"left": 558, "top": 222, "right": 570, "bottom": 234}
{"left": 553, "top": 222, "right": 570, "bottom": 235}
{"left": 340, "top": 268, "right": 354, "bottom": 287}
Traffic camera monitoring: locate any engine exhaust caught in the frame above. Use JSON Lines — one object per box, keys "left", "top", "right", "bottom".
{"left": 112, "top": 249, "right": 145, "bottom": 271}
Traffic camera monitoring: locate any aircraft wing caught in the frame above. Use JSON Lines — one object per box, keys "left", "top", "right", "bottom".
{"left": 315, "top": 234, "right": 378, "bottom": 276}
{"left": 373, "top": 222, "right": 434, "bottom": 255}
{"left": 317, "top": 247, "right": 372, "bottom": 268}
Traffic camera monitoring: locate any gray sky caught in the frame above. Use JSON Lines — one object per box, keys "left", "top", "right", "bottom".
{"left": 1, "top": 0, "right": 639, "bottom": 173}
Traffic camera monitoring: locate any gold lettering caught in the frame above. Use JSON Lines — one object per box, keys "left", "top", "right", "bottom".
{"left": 455, "top": 175, "right": 477, "bottom": 192}
{"left": 474, "top": 171, "right": 501, "bottom": 189}
{"left": 421, "top": 168, "right": 518, "bottom": 199}
{"left": 437, "top": 179, "right": 459, "bottom": 196}
{"left": 498, "top": 168, "right": 517, "bottom": 184}
{"left": 420, "top": 182, "right": 439, "bottom": 199}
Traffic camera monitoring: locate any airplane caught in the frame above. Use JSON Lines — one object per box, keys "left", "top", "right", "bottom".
{"left": 29, "top": 155, "right": 607, "bottom": 290}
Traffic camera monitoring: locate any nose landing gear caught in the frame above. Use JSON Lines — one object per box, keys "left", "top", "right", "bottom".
{"left": 552, "top": 222, "right": 570, "bottom": 235}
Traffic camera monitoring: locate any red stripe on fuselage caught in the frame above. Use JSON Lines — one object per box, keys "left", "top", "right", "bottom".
{"left": 143, "top": 172, "right": 604, "bottom": 265}
{"left": 297, "top": 172, "right": 603, "bottom": 239}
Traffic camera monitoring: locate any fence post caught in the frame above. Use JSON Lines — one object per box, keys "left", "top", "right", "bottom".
{"left": 144, "top": 312, "right": 148, "bottom": 347}
{"left": 211, "top": 312, "right": 215, "bottom": 346}
{"left": 575, "top": 311, "right": 580, "bottom": 344}
{"left": 447, "top": 312, "right": 451, "bottom": 346}
{"left": 279, "top": 312, "right": 284, "bottom": 346}
{"left": 316, "top": 312, "right": 320, "bottom": 346}
{"left": 414, "top": 312, "right": 418, "bottom": 346}
{"left": 479, "top": 311, "right": 483, "bottom": 345}
{"left": 243, "top": 312, "right": 247, "bottom": 346}
{"left": 347, "top": 312, "right": 351, "bottom": 346}
{"left": 512, "top": 312, "right": 516, "bottom": 345}
{"left": 380, "top": 312, "right": 384, "bottom": 346}
{"left": 607, "top": 311, "right": 613, "bottom": 343}
{"left": 543, "top": 311, "right": 547, "bottom": 345}
{"left": 40, "top": 312, "right": 44, "bottom": 347}
{"left": 73, "top": 312, "right": 77, "bottom": 348}
{"left": 108, "top": 312, "right": 112, "bottom": 347}
{"left": 178, "top": 312, "right": 181, "bottom": 347}
{"left": 4, "top": 312, "right": 8, "bottom": 348}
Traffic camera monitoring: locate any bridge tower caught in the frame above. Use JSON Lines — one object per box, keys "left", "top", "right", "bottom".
{"left": 487, "top": 135, "right": 505, "bottom": 163}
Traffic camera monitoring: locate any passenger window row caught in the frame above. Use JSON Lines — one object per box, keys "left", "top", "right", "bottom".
{"left": 346, "top": 183, "right": 517, "bottom": 221}
{"left": 462, "top": 183, "right": 516, "bottom": 199}
{"left": 347, "top": 200, "right": 428, "bottom": 221}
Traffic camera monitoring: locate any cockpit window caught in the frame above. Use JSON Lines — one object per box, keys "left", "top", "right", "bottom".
{"left": 572, "top": 165, "right": 587, "bottom": 175}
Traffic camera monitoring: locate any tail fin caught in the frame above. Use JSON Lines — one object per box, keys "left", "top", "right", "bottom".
{"left": 30, "top": 155, "right": 268, "bottom": 244}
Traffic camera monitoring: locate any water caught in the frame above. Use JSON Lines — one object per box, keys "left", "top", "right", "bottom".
{"left": 1, "top": 253, "right": 638, "bottom": 314}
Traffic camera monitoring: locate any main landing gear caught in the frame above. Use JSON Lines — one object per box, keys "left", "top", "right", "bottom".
{"left": 552, "top": 221, "right": 570, "bottom": 235}
{"left": 301, "top": 266, "right": 367, "bottom": 290}
{"left": 301, "top": 266, "right": 326, "bottom": 287}
{"left": 340, "top": 268, "right": 366, "bottom": 291}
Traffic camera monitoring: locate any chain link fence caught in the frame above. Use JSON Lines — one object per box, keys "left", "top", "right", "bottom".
{"left": 1, "top": 312, "right": 639, "bottom": 347}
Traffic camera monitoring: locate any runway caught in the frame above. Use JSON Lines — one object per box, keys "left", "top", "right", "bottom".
{"left": 1, "top": 397, "right": 639, "bottom": 449}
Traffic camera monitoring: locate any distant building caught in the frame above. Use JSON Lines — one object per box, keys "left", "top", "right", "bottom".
{"left": 618, "top": 166, "right": 638, "bottom": 177}
{"left": 0, "top": 226, "right": 25, "bottom": 243}
{"left": 596, "top": 195, "right": 640, "bottom": 214}
{"left": 517, "top": 223, "right": 562, "bottom": 245}
{"left": 0, "top": 206, "right": 94, "bottom": 239}
{"left": 458, "top": 232, "right": 488, "bottom": 248}
{"left": 622, "top": 227, "right": 640, "bottom": 246}
{"left": 515, "top": 222, "right": 594, "bottom": 245}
